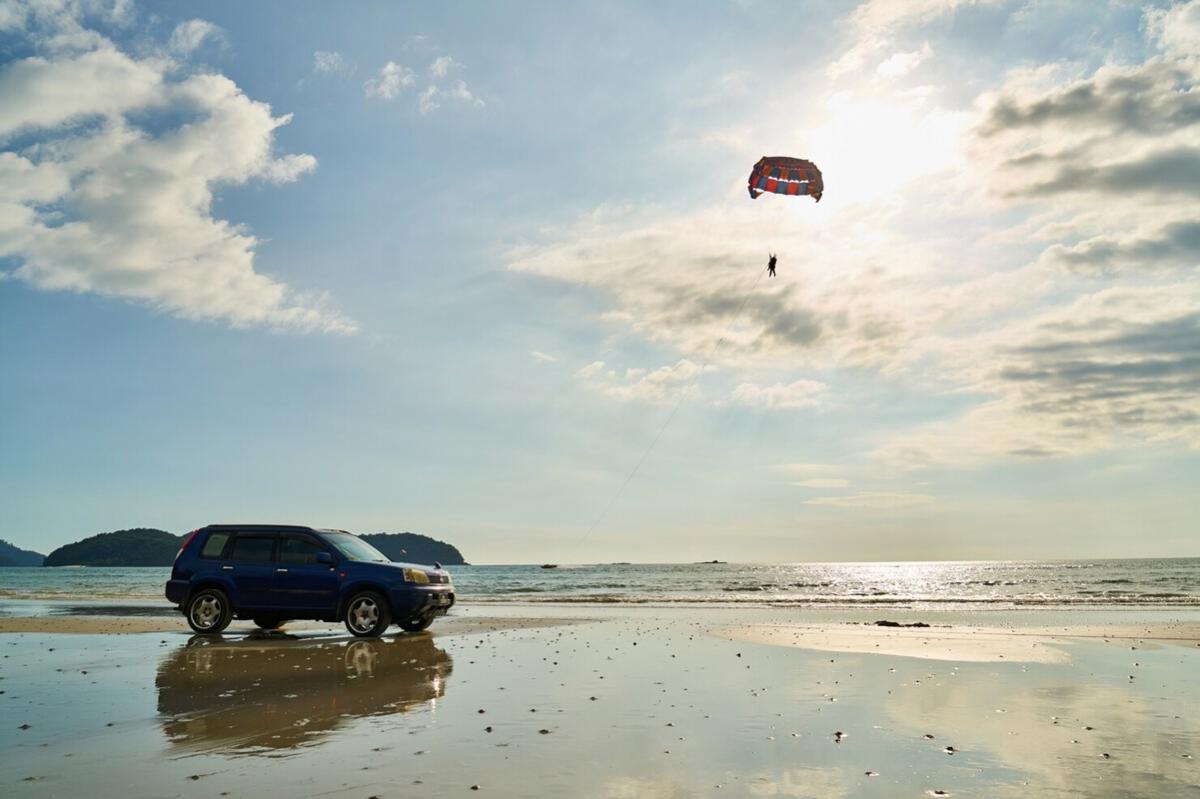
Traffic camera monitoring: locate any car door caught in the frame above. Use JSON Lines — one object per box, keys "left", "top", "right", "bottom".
{"left": 273, "top": 534, "right": 339, "bottom": 612}
{"left": 222, "top": 533, "right": 277, "bottom": 608}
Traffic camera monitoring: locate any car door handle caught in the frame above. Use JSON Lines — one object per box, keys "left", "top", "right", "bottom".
{"left": 222, "top": 565, "right": 234, "bottom": 571}
{"left": 275, "top": 568, "right": 288, "bottom": 573}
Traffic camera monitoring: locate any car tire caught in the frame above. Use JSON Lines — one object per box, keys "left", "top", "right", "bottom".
{"left": 344, "top": 591, "right": 392, "bottom": 638}
{"left": 252, "top": 617, "right": 285, "bottom": 630}
{"left": 398, "top": 614, "right": 434, "bottom": 633}
{"left": 186, "top": 588, "right": 232, "bottom": 635}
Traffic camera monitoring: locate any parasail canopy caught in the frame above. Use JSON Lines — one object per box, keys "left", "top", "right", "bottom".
{"left": 747, "top": 156, "right": 823, "bottom": 202}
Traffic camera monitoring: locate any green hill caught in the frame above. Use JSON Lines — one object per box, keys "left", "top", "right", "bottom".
{"left": 39, "top": 527, "right": 466, "bottom": 567}
{"left": 43, "top": 528, "right": 181, "bottom": 567}
{"left": 0, "top": 538, "right": 45, "bottom": 567}
{"left": 362, "top": 532, "right": 468, "bottom": 565}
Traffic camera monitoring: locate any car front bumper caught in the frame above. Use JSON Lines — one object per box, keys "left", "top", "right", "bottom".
{"left": 389, "top": 585, "right": 455, "bottom": 617}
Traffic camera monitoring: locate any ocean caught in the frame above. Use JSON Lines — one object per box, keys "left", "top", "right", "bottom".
{"left": 1, "top": 558, "right": 1197, "bottom": 608}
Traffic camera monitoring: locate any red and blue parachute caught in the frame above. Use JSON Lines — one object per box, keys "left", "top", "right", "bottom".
{"left": 748, "top": 156, "right": 823, "bottom": 202}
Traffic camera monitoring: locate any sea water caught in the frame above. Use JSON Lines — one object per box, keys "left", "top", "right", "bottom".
{"left": 1, "top": 558, "right": 1196, "bottom": 608}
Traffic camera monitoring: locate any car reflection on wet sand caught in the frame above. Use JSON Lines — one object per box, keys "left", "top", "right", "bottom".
{"left": 156, "top": 632, "right": 453, "bottom": 755}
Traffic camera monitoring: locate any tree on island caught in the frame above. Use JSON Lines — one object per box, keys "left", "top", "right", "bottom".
{"left": 43, "top": 528, "right": 181, "bottom": 567}
{"left": 362, "top": 532, "right": 468, "bottom": 565}
{"left": 0, "top": 538, "right": 46, "bottom": 567}
{"left": 39, "top": 527, "right": 468, "bottom": 567}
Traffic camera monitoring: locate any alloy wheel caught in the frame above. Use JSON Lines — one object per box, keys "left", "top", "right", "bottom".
{"left": 190, "top": 595, "right": 222, "bottom": 630}
{"left": 348, "top": 597, "right": 379, "bottom": 634}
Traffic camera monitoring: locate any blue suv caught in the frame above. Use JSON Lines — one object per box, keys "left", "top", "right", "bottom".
{"left": 165, "top": 525, "right": 455, "bottom": 637}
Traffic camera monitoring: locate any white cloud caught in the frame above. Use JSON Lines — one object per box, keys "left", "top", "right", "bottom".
{"left": 444, "top": 79, "right": 483, "bottom": 108}
{"left": 877, "top": 284, "right": 1200, "bottom": 466}
{"left": 518, "top": 0, "right": 1200, "bottom": 469}
{"left": 576, "top": 359, "right": 713, "bottom": 404}
{"left": 876, "top": 41, "right": 932, "bottom": 77}
{"left": 418, "top": 79, "right": 482, "bottom": 114}
{"left": 794, "top": 478, "right": 851, "bottom": 488}
{"left": 0, "top": 2, "right": 27, "bottom": 31}
{"left": 853, "top": 1, "right": 1200, "bottom": 466}
{"left": 829, "top": 0, "right": 996, "bottom": 78}
{"left": 0, "top": 16, "right": 354, "bottom": 333}
{"left": 729, "top": 379, "right": 826, "bottom": 409}
{"left": 778, "top": 463, "right": 841, "bottom": 475}
{"left": 0, "top": 47, "right": 164, "bottom": 137}
{"left": 168, "top": 19, "right": 221, "bottom": 55}
{"left": 0, "top": 0, "right": 134, "bottom": 50}
{"left": 363, "top": 60, "right": 416, "bottom": 99}
{"left": 508, "top": 190, "right": 961, "bottom": 375}
{"left": 530, "top": 350, "right": 558, "bottom": 363}
{"left": 312, "top": 50, "right": 351, "bottom": 76}
{"left": 418, "top": 84, "right": 439, "bottom": 114}
{"left": 804, "top": 491, "right": 935, "bottom": 508}
{"left": 1144, "top": 0, "right": 1200, "bottom": 63}
{"left": 363, "top": 55, "right": 482, "bottom": 113}
{"left": 1037, "top": 221, "right": 1200, "bottom": 275}
{"left": 429, "top": 55, "right": 457, "bottom": 78}
{"left": 850, "top": 0, "right": 989, "bottom": 33}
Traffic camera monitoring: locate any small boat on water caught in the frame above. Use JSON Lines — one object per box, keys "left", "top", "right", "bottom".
{"left": 541, "top": 563, "right": 558, "bottom": 569}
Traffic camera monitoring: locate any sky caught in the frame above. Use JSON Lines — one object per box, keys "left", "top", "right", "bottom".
{"left": 1, "top": 0, "right": 1198, "bottom": 563}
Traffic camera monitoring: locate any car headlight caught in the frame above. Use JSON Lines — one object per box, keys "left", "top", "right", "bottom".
{"left": 402, "top": 568, "right": 430, "bottom": 585}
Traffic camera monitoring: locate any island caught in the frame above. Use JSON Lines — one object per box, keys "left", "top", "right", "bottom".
{"left": 361, "top": 532, "right": 468, "bottom": 566}
{"left": 0, "top": 538, "right": 46, "bottom": 567}
{"left": 44, "top": 528, "right": 182, "bottom": 567}
{"left": 39, "top": 527, "right": 468, "bottom": 567}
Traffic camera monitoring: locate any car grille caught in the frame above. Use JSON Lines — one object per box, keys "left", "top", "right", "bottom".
{"left": 429, "top": 572, "right": 451, "bottom": 584}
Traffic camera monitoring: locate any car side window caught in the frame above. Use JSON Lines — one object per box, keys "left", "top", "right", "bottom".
{"left": 229, "top": 535, "right": 276, "bottom": 562}
{"left": 279, "top": 535, "right": 326, "bottom": 565}
{"left": 199, "top": 532, "right": 230, "bottom": 559}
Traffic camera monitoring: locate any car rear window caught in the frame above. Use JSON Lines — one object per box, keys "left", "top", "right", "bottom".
{"left": 229, "top": 535, "right": 275, "bottom": 562}
{"left": 200, "top": 533, "right": 230, "bottom": 559}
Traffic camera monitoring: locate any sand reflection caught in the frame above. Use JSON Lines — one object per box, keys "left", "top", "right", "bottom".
{"left": 156, "top": 632, "right": 452, "bottom": 755}
{"left": 886, "top": 660, "right": 1200, "bottom": 797}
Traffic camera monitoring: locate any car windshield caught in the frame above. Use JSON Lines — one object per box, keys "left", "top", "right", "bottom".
{"left": 322, "top": 532, "right": 390, "bottom": 563}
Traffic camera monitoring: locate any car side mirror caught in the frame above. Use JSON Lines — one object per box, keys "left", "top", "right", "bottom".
{"left": 316, "top": 552, "right": 334, "bottom": 565}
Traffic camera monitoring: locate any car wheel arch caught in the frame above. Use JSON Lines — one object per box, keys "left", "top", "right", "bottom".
{"left": 337, "top": 582, "right": 393, "bottom": 618}
{"left": 187, "top": 579, "right": 238, "bottom": 609}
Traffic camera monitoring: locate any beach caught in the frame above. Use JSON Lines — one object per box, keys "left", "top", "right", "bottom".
{"left": 5, "top": 2, "right": 1200, "bottom": 797}
{"left": 3, "top": 600, "right": 1198, "bottom": 798}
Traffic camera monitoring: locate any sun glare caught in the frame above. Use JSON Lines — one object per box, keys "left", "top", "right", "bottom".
{"left": 809, "top": 92, "right": 967, "bottom": 204}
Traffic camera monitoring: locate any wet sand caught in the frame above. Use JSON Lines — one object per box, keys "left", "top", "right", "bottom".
{"left": 0, "top": 609, "right": 591, "bottom": 637}
{"left": 2, "top": 603, "right": 1198, "bottom": 797}
{"left": 717, "top": 620, "right": 1200, "bottom": 663}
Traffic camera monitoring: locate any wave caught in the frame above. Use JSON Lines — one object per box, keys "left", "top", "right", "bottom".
{"left": 0, "top": 589, "right": 164, "bottom": 600}
{"left": 466, "top": 593, "right": 1200, "bottom": 607}
{"left": 3, "top": 588, "right": 1197, "bottom": 607}
{"left": 946, "top": 580, "right": 1023, "bottom": 586}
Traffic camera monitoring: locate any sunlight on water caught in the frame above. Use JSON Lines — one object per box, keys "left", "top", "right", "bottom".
{"left": 2, "top": 559, "right": 1197, "bottom": 608}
